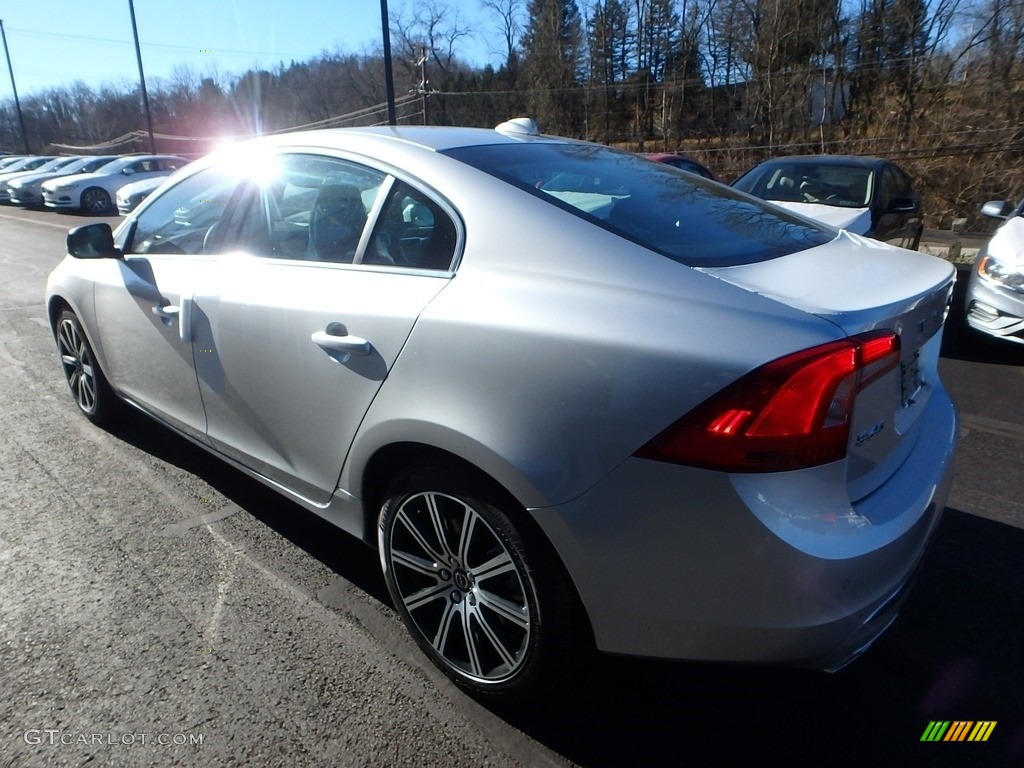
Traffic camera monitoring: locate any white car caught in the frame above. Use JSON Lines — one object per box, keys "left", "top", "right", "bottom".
{"left": 42, "top": 155, "right": 187, "bottom": 214}
{"left": 963, "top": 199, "right": 1024, "bottom": 343}
{"left": 116, "top": 175, "right": 173, "bottom": 215}
{"left": 7, "top": 156, "right": 119, "bottom": 207}
{"left": 0, "top": 156, "right": 78, "bottom": 202}
{"left": 0, "top": 156, "right": 57, "bottom": 185}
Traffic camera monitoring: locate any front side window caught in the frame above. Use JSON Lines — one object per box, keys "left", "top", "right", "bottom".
{"left": 447, "top": 143, "right": 832, "bottom": 267}
{"left": 126, "top": 165, "right": 242, "bottom": 256}
{"left": 879, "top": 166, "right": 900, "bottom": 209}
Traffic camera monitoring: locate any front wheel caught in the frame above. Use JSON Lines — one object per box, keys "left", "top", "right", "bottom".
{"left": 56, "top": 309, "right": 119, "bottom": 425}
{"left": 81, "top": 187, "right": 111, "bottom": 214}
{"left": 378, "top": 467, "right": 586, "bottom": 700}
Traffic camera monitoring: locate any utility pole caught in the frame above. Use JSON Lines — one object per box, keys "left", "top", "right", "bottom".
{"left": 380, "top": 0, "right": 397, "bottom": 126}
{"left": 127, "top": 0, "right": 156, "bottom": 153}
{"left": 413, "top": 47, "right": 437, "bottom": 125}
{"left": 0, "top": 19, "right": 29, "bottom": 154}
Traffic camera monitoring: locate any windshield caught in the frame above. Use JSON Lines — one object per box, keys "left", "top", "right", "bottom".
{"left": 733, "top": 163, "right": 873, "bottom": 209}
{"left": 443, "top": 142, "right": 832, "bottom": 267}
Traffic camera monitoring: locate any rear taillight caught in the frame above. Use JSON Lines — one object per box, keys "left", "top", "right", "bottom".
{"left": 635, "top": 331, "right": 900, "bottom": 472}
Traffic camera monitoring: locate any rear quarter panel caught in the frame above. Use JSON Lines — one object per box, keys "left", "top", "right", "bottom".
{"left": 341, "top": 179, "right": 844, "bottom": 508}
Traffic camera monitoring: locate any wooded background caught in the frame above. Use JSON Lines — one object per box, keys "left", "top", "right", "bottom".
{"left": 2, "top": 0, "right": 1021, "bottom": 228}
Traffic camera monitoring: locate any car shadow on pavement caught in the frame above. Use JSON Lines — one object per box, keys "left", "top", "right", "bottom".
{"left": 104, "top": 406, "right": 391, "bottom": 607}
{"left": 487, "top": 507, "right": 1024, "bottom": 767}
{"left": 104, "top": 410, "right": 1023, "bottom": 767}
{"left": 942, "top": 321, "right": 1024, "bottom": 366}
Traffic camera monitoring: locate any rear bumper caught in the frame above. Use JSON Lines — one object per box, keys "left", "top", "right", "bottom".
{"left": 531, "top": 384, "right": 957, "bottom": 667}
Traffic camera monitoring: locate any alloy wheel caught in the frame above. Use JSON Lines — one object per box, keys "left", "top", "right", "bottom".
{"left": 58, "top": 317, "right": 97, "bottom": 414}
{"left": 81, "top": 188, "right": 110, "bottom": 214}
{"left": 385, "top": 490, "right": 532, "bottom": 683}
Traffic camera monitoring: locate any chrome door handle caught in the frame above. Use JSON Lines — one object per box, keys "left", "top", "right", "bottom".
{"left": 152, "top": 301, "right": 192, "bottom": 343}
{"left": 311, "top": 328, "right": 371, "bottom": 356}
{"left": 152, "top": 304, "right": 180, "bottom": 318}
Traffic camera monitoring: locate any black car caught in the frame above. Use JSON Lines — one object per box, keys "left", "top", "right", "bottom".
{"left": 732, "top": 155, "right": 924, "bottom": 250}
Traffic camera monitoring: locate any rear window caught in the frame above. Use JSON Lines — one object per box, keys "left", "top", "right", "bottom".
{"left": 443, "top": 142, "right": 833, "bottom": 267}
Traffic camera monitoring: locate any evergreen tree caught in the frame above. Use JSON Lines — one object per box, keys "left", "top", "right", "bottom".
{"left": 520, "top": 0, "right": 585, "bottom": 135}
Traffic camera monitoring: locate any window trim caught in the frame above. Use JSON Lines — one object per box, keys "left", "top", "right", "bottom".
{"left": 259, "top": 146, "right": 465, "bottom": 273}
{"left": 117, "top": 146, "right": 466, "bottom": 275}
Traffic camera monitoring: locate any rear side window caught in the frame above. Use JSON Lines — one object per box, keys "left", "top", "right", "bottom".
{"left": 444, "top": 143, "right": 832, "bottom": 267}
{"left": 365, "top": 181, "right": 458, "bottom": 270}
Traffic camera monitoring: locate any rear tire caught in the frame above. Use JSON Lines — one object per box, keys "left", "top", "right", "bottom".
{"left": 378, "top": 466, "right": 587, "bottom": 701}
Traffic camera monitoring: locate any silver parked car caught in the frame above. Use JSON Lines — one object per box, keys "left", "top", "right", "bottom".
{"left": 963, "top": 198, "right": 1024, "bottom": 343}
{"left": 0, "top": 156, "right": 80, "bottom": 202}
{"left": 116, "top": 174, "right": 173, "bottom": 215}
{"left": 45, "top": 122, "right": 958, "bottom": 700}
{"left": 42, "top": 154, "right": 187, "bottom": 214}
{"left": 8, "top": 155, "right": 119, "bottom": 207}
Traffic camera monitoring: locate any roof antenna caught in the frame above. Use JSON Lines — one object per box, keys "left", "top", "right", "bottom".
{"left": 495, "top": 118, "right": 540, "bottom": 137}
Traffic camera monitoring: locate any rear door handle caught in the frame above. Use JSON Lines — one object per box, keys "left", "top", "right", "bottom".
{"left": 311, "top": 324, "right": 371, "bottom": 360}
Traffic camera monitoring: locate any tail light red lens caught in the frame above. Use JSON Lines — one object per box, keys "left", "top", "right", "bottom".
{"left": 635, "top": 331, "right": 900, "bottom": 472}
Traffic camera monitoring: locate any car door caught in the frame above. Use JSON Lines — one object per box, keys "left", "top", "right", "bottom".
{"left": 194, "top": 152, "right": 458, "bottom": 505}
{"left": 92, "top": 164, "right": 245, "bottom": 440}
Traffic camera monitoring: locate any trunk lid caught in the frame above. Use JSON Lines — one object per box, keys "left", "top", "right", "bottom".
{"left": 700, "top": 230, "right": 955, "bottom": 502}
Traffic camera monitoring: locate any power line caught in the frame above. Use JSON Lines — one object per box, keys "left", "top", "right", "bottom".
{"left": 5, "top": 25, "right": 309, "bottom": 61}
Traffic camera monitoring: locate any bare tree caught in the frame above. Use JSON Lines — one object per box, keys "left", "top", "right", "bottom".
{"left": 482, "top": 0, "right": 526, "bottom": 68}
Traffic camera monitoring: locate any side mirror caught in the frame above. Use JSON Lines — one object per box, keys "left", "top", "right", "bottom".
{"left": 886, "top": 196, "right": 917, "bottom": 214}
{"left": 67, "top": 223, "right": 121, "bottom": 259}
{"left": 980, "top": 200, "right": 1014, "bottom": 220}
{"left": 122, "top": 166, "right": 135, "bottom": 175}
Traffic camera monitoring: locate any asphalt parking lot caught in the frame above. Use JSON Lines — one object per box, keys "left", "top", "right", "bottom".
{"left": 1, "top": 206, "right": 1022, "bottom": 767}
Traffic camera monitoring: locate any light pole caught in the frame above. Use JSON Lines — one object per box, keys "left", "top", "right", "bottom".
{"left": 0, "top": 19, "right": 29, "bottom": 154}
{"left": 379, "top": 0, "right": 396, "bottom": 126}
{"left": 127, "top": 0, "right": 156, "bottom": 153}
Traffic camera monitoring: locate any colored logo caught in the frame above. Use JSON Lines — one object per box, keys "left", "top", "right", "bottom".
{"left": 921, "top": 721, "right": 996, "bottom": 742}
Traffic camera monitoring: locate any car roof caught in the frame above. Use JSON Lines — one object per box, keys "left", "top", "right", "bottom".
{"left": 755, "top": 155, "right": 884, "bottom": 169}
{"left": 247, "top": 125, "right": 567, "bottom": 154}
{"left": 644, "top": 152, "right": 695, "bottom": 161}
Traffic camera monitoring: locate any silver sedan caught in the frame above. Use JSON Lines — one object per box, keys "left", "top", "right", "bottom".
{"left": 964, "top": 198, "right": 1024, "bottom": 343}
{"left": 45, "top": 122, "right": 958, "bottom": 700}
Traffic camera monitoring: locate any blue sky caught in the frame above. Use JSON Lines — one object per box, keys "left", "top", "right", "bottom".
{"left": 0, "top": 1, "right": 493, "bottom": 99}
